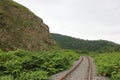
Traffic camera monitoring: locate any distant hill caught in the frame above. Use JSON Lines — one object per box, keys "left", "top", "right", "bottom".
{"left": 0, "top": 0, "right": 56, "bottom": 51}
{"left": 51, "top": 33, "right": 120, "bottom": 52}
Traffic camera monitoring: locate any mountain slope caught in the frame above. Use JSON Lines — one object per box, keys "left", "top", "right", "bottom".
{"left": 0, "top": 0, "right": 56, "bottom": 51}
{"left": 51, "top": 33, "right": 120, "bottom": 52}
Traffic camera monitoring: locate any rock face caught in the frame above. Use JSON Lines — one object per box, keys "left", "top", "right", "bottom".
{"left": 0, "top": 0, "right": 56, "bottom": 51}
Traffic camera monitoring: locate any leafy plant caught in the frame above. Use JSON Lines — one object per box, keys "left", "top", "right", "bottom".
{"left": 94, "top": 52, "right": 120, "bottom": 79}
{"left": 0, "top": 49, "right": 79, "bottom": 80}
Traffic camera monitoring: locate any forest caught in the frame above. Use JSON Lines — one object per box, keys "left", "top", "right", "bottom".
{"left": 51, "top": 33, "right": 120, "bottom": 53}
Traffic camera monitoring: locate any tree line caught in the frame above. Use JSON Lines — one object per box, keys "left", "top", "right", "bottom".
{"left": 51, "top": 33, "right": 120, "bottom": 53}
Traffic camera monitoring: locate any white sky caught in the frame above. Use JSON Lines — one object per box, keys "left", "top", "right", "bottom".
{"left": 14, "top": 0, "right": 120, "bottom": 44}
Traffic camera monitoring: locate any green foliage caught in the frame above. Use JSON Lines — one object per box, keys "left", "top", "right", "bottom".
{"left": 51, "top": 33, "right": 120, "bottom": 53}
{"left": 0, "top": 75, "right": 14, "bottom": 80}
{"left": 39, "top": 50, "right": 79, "bottom": 75}
{"left": 0, "top": 49, "right": 79, "bottom": 80}
{"left": 111, "top": 72, "right": 120, "bottom": 80}
{"left": 18, "top": 71, "right": 48, "bottom": 80}
{"left": 75, "top": 50, "right": 89, "bottom": 54}
{"left": 94, "top": 52, "right": 120, "bottom": 80}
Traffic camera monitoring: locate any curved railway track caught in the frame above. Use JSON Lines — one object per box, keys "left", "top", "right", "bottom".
{"left": 60, "top": 56, "right": 93, "bottom": 80}
{"left": 87, "top": 56, "right": 93, "bottom": 80}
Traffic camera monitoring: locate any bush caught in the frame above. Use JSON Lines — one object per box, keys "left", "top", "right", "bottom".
{"left": 0, "top": 49, "right": 79, "bottom": 80}
{"left": 94, "top": 52, "right": 120, "bottom": 79}
{"left": 0, "top": 75, "right": 14, "bottom": 80}
{"left": 111, "top": 72, "right": 120, "bottom": 80}
{"left": 18, "top": 71, "right": 48, "bottom": 80}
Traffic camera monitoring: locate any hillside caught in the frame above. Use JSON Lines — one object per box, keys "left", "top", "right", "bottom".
{"left": 51, "top": 33, "right": 120, "bottom": 52}
{"left": 0, "top": 0, "right": 56, "bottom": 51}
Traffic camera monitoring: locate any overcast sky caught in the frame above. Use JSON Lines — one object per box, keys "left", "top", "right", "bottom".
{"left": 14, "top": 0, "right": 120, "bottom": 44}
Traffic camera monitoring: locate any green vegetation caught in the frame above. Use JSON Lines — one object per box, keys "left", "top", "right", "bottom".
{"left": 94, "top": 52, "right": 120, "bottom": 80}
{"left": 0, "top": 49, "right": 79, "bottom": 80}
{"left": 51, "top": 33, "right": 120, "bottom": 52}
{"left": 52, "top": 33, "right": 120, "bottom": 79}
{"left": 0, "top": 1, "right": 119, "bottom": 80}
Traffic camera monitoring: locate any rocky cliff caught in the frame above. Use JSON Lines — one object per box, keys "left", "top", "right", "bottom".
{"left": 0, "top": 0, "right": 56, "bottom": 51}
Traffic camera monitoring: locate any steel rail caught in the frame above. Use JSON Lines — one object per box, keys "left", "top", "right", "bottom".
{"left": 60, "top": 56, "right": 93, "bottom": 80}
{"left": 87, "top": 56, "right": 93, "bottom": 80}
{"left": 60, "top": 56, "right": 84, "bottom": 80}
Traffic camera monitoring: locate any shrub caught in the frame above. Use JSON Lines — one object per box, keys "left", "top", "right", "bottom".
{"left": 0, "top": 49, "right": 79, "bottom": 80}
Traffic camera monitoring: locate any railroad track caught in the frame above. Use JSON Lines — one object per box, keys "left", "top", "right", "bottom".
{"left": 87, "top": 56, "right": 93, "bottom": 80}
{"left": 60, "top": 56, "right": 93, "bottom": 80}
